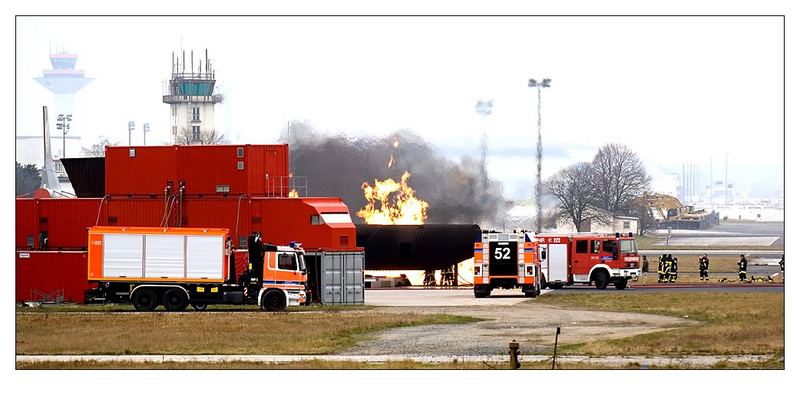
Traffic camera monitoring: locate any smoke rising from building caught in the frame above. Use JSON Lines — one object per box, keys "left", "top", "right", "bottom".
{"left": 282, "top": 121, "right": 505, "bottom": 226}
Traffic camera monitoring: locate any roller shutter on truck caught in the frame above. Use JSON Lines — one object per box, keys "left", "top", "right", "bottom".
{"left": 88, "top": 227, "right": 227, "bottom": 282}
{"left": 535, "top": 235, "right": 569, "bottom": 285}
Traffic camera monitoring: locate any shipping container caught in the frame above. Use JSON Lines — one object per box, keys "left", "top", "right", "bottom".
{"left": 15, "top": 199, "right": 37, "bottom": 249}
{"left": 15, "top": 198, "right": 106, "bottom": 251}
{"left": 16, "top": 251, "right": 89, "bottom": 303}
{"left": 105, "top": 146, "right": 177, "bottom": 196}
{"left": 104, "top": 144, "right": 289, "bottom": 197}
{"left": 304, "top": 250, "right": 364, "bottom": 305}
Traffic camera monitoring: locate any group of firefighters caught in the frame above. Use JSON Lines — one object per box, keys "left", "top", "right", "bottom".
{"left": 637, "top": 254, "right": 784, "bottom": 284}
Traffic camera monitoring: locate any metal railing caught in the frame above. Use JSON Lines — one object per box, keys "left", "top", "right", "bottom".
{"left": 264, "top": 175, "right": 308, "bottom": 198}
{"left": 29, "top": 288, "right": 65, "bottom": 304}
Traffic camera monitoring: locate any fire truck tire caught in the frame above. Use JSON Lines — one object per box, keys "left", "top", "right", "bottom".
{"left": 473, "top": 286, "right": 491, "bottom": 298}
{"left": 163, "top": 288, "right": 190, "bottom": 311}
{"left": 614, "top": 280, "right": 628, "bottom": 290}
{"left": 593, "top": 271, "right": 609, "bottom": 290}
{"left": 131, "top": 288, "right": 158, "bottom": 311}
{"left": 191, "top": 303, "right": 208, "bottom": 311}
{"left": 261, "top": 290, "right": 287, "bottom": 311}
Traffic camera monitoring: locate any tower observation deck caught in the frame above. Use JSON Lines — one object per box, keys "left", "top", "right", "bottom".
{"left": 163, "top": 49, "right": 223, "bottom": 143}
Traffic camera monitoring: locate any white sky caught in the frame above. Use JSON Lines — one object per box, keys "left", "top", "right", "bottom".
{"left": 15, "top": 16, "right": 784, "bottom": 199}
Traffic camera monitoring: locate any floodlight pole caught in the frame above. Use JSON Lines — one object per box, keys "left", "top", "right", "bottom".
{"left": 128, "top": 121, "right": 135, "bottom": 146}
{"left": 143, "top": 123, "right": 150, "bottom": 146}
{"left": 529, "top": 78, "right": 551, "bottom": 233}
{"left": 56, "top": 114, "right": 71, "bottom": 158}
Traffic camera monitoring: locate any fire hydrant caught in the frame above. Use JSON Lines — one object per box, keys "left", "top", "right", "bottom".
{"left": 509, "top": 340, "right": 521, "bottom": 369}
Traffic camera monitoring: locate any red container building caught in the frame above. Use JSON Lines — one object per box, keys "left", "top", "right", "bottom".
{"left": 104, "top": 144, "right": 290, "bottom": 197}
{"left": 16, "top": 144, "right": 358, "bottom": 303}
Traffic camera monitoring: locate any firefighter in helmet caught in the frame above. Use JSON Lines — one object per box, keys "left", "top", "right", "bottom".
{"left": 737, "top": 255, "right": 748, "bottom": 282}
{"left": 669, "top": 255, "right": 678, "bottom": 283}
{"left": 699, "top": 254, "right": 710, "bottom": 282}
{"left": 657, "top": 254, "right": 666, "bottom": 283}
{"left": 662, "top": 254, "right": 674, "bottom": 284}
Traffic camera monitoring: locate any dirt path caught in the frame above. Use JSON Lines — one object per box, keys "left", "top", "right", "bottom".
{"left": 341, "top": 303, "right": 693, "bottom": 356}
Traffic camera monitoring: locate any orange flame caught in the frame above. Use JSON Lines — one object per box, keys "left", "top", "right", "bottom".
{"left": 357, "top": 171, "right": 429, "bottom": 224}
{"left": 288, "top": 189, "right": 299, "bottom": 198}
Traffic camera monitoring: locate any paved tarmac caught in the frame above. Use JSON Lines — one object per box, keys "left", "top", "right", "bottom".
{"left": 365, "top": 287, "right": 536, "bottom": 306}
{"left": 15, "top": 353, "right": 775, "bottom": 368}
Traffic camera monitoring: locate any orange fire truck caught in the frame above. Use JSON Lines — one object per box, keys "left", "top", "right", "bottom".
{"left": 472, "top": 230, "right": 541, "bottom": 298}
{"left": 86, "top": 226, "right": 307, "bottom": 311}
{"left": 534, "top": 232, "right": 641, "bottom": 290}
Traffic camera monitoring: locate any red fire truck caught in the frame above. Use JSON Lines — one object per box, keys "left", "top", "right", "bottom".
{"left": 534, "top": 232, "right": 641, "bottom": 290}
{"left": 472, "top": 230, "right": 541, "bottom": 298}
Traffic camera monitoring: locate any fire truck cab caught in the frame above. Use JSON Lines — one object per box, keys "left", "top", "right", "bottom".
{"left": 534, "top": 232, "right": 640, "bottom": 290}
{"left": 472, "top": 230, "right": 541, "bottom": 298}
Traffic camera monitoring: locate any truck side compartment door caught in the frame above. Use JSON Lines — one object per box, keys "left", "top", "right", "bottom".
{"left": 549, "top": 243, "right": 569, "bottom": 283}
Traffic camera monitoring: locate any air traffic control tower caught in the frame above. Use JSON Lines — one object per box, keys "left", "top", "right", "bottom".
{"left": 34, "top": 51, "right": 93, "bottom": 158}
{"left": 163, "top": 49, "right": 223, "bottom": 143}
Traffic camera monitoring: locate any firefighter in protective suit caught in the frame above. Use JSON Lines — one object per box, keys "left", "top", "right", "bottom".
{"left": 657, "top": 255, "right": 666, "bottom": 283}
{"left": 738, "top": 255, "right": 748, "bottom": 282}
{"left": 662, "top": 254, "right": 674, "bottom": 283}
{"left": 699, "top": 254, "right": 710, "bottom": 281}
{"left": 669, "top": 255, "right": 678, "bottom": 283}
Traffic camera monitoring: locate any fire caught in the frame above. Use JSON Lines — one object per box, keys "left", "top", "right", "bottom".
{"left": 288, "top": 189, "right": 299, "bottom": 198}
{"left": 357, "top": 171, "right": 429, "bottom": 225}
{"left": 387, "top": 155, "right": 395, "bottom": 168}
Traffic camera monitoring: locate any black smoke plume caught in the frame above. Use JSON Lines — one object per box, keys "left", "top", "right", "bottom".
{"left": 281, "top": 121, "right": 505, "bottom": 225}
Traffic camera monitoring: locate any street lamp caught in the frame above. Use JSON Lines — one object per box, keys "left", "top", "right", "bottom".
{"left": 128, "top": 121, "right": 135, "bottom": 146}
{"left": 56, "top": 114, "right": 72, "bottom": 157}
{"left": 528, "top": 78, "right": 551, "bottom": 233}
{"left": 143, "top": 123, "right": 150, "bottom": 145}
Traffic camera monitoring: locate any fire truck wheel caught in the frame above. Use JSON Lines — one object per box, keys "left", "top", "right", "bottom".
{"left": 593, "top": 271, "right": 609, "bottom": 290}
{"left": 191, "top": 303, "right": 208, "bottom": 311}
{"left": 262, "top": 290, "right": 287, "bottom": 311}
{"left": 163, "top": 288, "right": 189, "bottom": 311}
{"left": 131, "top": 288, "right": 158, "bottom": 311}
{"left": 473, "top": 286, "right": 490, "bottom": 298}
{"left": 614, "top": 280, "right": 628, "bottom": 290}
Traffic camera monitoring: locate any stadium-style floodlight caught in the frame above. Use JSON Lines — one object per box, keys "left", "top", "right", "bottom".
{"left": 528, "top": 78, "right": 551, "bottom": 233}
{"left": 128, "top": 121, "right": 135, "bottom": 146}
{"left": 56, "top": 114, "right": 72, "bottom": 157}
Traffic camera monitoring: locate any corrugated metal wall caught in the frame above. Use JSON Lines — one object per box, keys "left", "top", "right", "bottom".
{"left": 16, "top": 251, "right": 89, "bottom": 303}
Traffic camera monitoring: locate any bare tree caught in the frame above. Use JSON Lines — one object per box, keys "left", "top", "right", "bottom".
{"left": 589, "top": 143, "right": 652, "bottom": 215}
{"left": 546, "top": 162, "right": 604, "bottom": 232}
{"left": 81, "top": 136, "right": 120, "bottom": 157}
{"left": 16, "top": 162, "right": 41, "bottom": 196}
{"left": 174, "top": 128, "right": 224, "bottom": 145}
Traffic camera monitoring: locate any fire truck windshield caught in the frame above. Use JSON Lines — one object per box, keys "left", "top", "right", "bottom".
{"left": 620, "top": 239, "right": 638, "bottom": 254}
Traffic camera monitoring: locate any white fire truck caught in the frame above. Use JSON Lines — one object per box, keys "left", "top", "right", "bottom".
{"left": 472, "top": 230, "right": 541, "bottom": 298}
{"left": 534, "top": 232, "right": 641, "bottom": 290}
